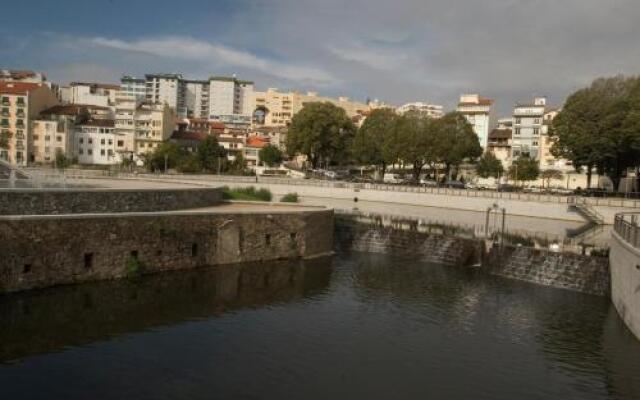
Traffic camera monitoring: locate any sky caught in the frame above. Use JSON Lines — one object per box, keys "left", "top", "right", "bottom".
{"left": 2, "top": 0, "right": 640, "bottom": 116}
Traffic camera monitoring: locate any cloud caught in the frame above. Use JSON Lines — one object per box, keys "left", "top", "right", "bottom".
{"left": 89, "top": 36, "right": 336, "bottom": 85}
{"left": 328, "top": 43, "right": 408, "bottom": 71}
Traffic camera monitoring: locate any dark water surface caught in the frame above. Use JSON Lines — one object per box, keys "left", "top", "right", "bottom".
{"left": 1, "top": 252, "right": 639, "bottom": 399}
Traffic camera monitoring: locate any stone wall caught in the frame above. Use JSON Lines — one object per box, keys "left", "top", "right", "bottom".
{"left": 486, "top": 245, "right": 610, "bottom": 296}
{"left": 610, "top": 232, "right": 640, "bottom": 340}
{"left": 334, "top": 216, "right": 482, "bottom": 267}
{"left": 0, "top": 208, "right": 333, "bottom": 293}
{"left": 0, "top": 187, "right": 223, "bottom": 215}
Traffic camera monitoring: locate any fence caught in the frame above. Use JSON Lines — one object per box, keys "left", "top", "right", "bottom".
{"left": 614, "top": 213, "right": 640, "bottom": 248}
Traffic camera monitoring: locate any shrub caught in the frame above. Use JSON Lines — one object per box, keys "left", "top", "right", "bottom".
{"left": 222, "top": 186, "right": 272, "bottom": 201}
{"left": 280, "top": 193, "right": 299, "bottom": 203}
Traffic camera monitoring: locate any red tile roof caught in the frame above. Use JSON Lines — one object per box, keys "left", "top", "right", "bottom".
{"left": 246, "top": 135, "right": 270, "bottom": 148}
{"left": 0, "top": 82, "right": 44, "bottom": 95}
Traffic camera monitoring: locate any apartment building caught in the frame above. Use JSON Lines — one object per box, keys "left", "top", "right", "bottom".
{"left": 145, "top": 73, "right": 186, "bottom": 116}
{"left": 397, "top": 102, "right": 444, "bottom": 118}
{"left": 0, "top": 69, "right": 47, "bottom": 84}
{"left": 208, "top": 77, "right": 254, "bottom": 119}
{"left": 74, "top": 119, "right": 119, "bottom": 165}
{"left": 61, "top": 82, "right": 119, "bottom": 110}
{"left": 30, "top": 104, "right": 90, "bottom": 164}
{"left": 456, "top": 94, "right": 496, "bottom": 150}
{"left": 487, "top": 120, "right": 512, "bottom": 168}
{"left": 243, "top": 135, "right": 270, "bottom": 166}
{"left": 511, "top": 97, "right": 547, "bottom": 160}
{"left": 184, "top": 80, "right": 209, "bottom": 119}
{"left": 133, "top": 102, "right": 175, "bottom": 157}
{"left": 0, "top": 82, "right": 59, "bottom": 165}
{"left": 119, "top": 76, "right": 146, "bottom": 102}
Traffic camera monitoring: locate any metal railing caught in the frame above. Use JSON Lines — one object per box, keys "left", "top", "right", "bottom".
{"left": 614, "top": 213, "right": 640, "bottom": 248}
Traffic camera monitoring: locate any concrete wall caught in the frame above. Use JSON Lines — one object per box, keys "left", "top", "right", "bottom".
{"left": 0, "top": 208, "right": 334, "bottom": 293}
{"left": 0, "top": 188, "right": 222, "bottom": 215}
{"left": 486, "top": 245, "right": 610, "bottom": 296}
{"left": 610, "top": 232, "right": 640, "bottom": 339}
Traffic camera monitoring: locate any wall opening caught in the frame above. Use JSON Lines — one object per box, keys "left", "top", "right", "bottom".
{"left": 191, "top": 243, "right": 198, "bottom": 257}
{"left": 23, "top": 264, "right": 32, "bottom": 274}
{"left": 265, "top": 234, "right": 271, "bottom": 246}
{"left": 84, "top": 253, "right": 94, "bottom": 269}
{"left": 130, "top": 250, "right": 139, "bottom": 259}
{"left": 290, "top": 232, "right": 297, "bottom": 241}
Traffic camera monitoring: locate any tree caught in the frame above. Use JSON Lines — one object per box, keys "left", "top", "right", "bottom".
{"left": 432, "top": 112, "right": 483, "bottom": 179}
{"left": 259, "top": 145, "right": 283, "bottom": 167}
{"left": 508, "top": 156, "right": 540, "bottom": 184}
{"left": 551, "top": 75, "right": 640, "bottom": 190}
{"left": 197, "top": 136, "right": 227, "bottom": 173}
{"left": 286, "top": 102, "right": 356, "bottom": 168}
{"left": 476, "top": 152, "right": 504, "bottom": 179}
{"left": 352, "top": 108, "right": 400, "bottom": 176}
{"left": 54, "top": 149, "right": 72, "bottom": 170}
{"left": 540, "top": 169, "right": 563, "bottom": 188}
{"left": 396, "top": 112, "right": 437, "bottom": 182}
{"left": 143, "top": 142, "right": 185, "bottom": 172}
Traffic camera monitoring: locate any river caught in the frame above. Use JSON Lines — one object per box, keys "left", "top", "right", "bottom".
{"left": 1, "top": 252, "right": 639, "bottom": 399}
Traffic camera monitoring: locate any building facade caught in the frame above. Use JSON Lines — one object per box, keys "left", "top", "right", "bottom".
{"left": 64, "top": 82, "right": 119, "bottom": 110}
{"left": 74, "top": 119, "right": 119, "bottom": 165}
{"left": 397, "top": 102, "right": 444, "bottom": 118}
{"left": 0, "top": 82, "right": 59, "bottom": 165}
{"left": 511, "top": 97, "right": 547, "bottom": 160}
{"left": 145, "top": 74, "right": 186, "bottom": 116}
{"left": 30, "top": 104, "right": 91, "bottom": 164}
{"left": 456, "top": 94, "right": 495, "bottom": 150}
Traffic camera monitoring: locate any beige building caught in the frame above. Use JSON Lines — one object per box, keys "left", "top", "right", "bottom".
{"left": 457, "top": 94, "right": 496, "bottom": 150}
{"left": 251, "top": 88, "right": 369, "bottom": 127}
{"left": 30, "top": 104, "right": 91, "bottom": 164}
{"left": 0, "top": 82, "right": 58, "bottom": 165}
{"left": 132, "top": 103, "right": 175, "bottom": 157}
{"left": 397, "top": 102, "right": 444, "bottom": 118}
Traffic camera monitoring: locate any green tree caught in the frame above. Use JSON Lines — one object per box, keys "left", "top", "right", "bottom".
{"left": 396, "top": 112, "right": 437, "bottom": 182}
{"left": 540, "top": 169, "right": 563, "bottom": 188}
{"left": 286, "top": 102, "right": 356, "bottom": 168}
{"left": 551, "top": 75, "right": 640, "bottom": 190}
{"left": 54, "top": 149, "right": 72, "bottom": 170}
{"left": 433, "top": 112, "right": 483, "bottom": 179}
{"left": 177, "top": 154, "right": 202, "bottom": 173}
{"left": 197, "top": 136, "right": 227, "bottom": 173}
{"left": 259, "top": 144, "right": 283, "bottom": 167}
{"left": 352, "top": 108, "right": 400, "bottom": 176}
{"left": 476, "top": 152, "right": 504, "bottom": 178}
{"left": 228, "top": 152, "right": 248, "bottom": 174}
{"left": 508, "top": 156, "right": 540, "bottom": 184}
{"left": 143, "top": 142, "right": 185, "bottom": 172}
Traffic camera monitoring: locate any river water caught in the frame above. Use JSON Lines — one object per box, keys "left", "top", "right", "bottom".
{"left": 1, "top": 252, "right": 639, "bottom": 399}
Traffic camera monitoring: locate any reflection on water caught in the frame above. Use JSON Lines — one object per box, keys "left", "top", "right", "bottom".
{"left": 1, "top": 252, "right": 639, "bottom": 399}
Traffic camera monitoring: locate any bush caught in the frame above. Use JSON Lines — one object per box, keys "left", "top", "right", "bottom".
{"left": 280, "top": 193, "right": 299, "bottom": 203}
{"left": 222, "top": 186, "right": 272, "bottom": 202}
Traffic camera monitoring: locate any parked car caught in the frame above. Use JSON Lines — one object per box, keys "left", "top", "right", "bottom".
{"left": 383, "top": 173, "right": 405, "bottom": 184}
{"left": 419, "top": 176, "right": 438, "bottom": 187}
{"left": 497, "top": 183, "right": 518, "bottom": 192}
{"left": 444, "top": 180, "right": 466, "bottom": 189}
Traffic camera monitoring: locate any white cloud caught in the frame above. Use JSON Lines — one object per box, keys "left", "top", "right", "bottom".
{"left": 89, "top": 36, "right": 336, "bottom": 85}
{"left": 327, "top": 43, "right": 407, "bottom": 71}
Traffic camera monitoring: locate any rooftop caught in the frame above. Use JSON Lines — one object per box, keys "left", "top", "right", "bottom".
{"left": 0, "top": 82, "right": 45, "bottom": 95}
{"left": 171, "top": 130, "right": 208, "bottom": 142}
{"left": 70, "top": 82, "right": 120, "bottom": 90}
{"left": 78, "top": 119, "right": 115, "bottom": 128}
{"left": 246, "top": 135, "right": 270, "bottom": 148}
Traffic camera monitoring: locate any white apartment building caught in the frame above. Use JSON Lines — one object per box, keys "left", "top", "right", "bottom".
{"left": 0, "top": 69, "right": 48, "bottom": 84}
{"left": 74, "top": 119, "right": 120, "bottom": 165}
{"left": 145, "top": 73, "right": 186, "bottom": 116}
{"left": 0, "top": 82, "right": 59, "bottom": 165}
{"left": 63, "top": 82, "right": 119, "bottom": 110}
{"left": 456, "top": 94, "right": 495, "bottom": 150}
{"left": 119, "top": 76, "right": 146, "bottom": 102}
{"left": 511, "top": 97, "right": 547, "bottom": 160}
{"left": 397, "top": 102, "right": 444, "bottom": 118}
{"left": 208, "top": 77, "right": 254, "bottom": 119}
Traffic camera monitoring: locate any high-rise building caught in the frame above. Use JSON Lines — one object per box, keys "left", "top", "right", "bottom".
{"left": 397, "top": 102, "right": 444, "bottom": 118}
{"left": 145, "top": 73, "right": 186, "bottom": 116}
{"left": 119, "top": 76, "right": 147, "bottom": 102}
{"left": 0, "top": 82, "right": 59, "bottom": 165}
{"left": 208, "top": 76, "right": 254, "bottom": 119}
{"left": 456, "top": 94, "right": 495, "bottom": 150}
{"left": 511, "top": 97, "right": 547, "bottom": 160}
{"left": 184, "top": 80, "right": 209, "bottom": 119}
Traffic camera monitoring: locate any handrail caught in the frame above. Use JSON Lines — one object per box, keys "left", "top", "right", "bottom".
{"left": 613, "top": 213, "right": 640, "bottom": 248}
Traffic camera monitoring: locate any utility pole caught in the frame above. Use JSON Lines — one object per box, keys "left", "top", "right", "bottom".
{"left": 164, "top": 154, "right": 168, "bottom": 173}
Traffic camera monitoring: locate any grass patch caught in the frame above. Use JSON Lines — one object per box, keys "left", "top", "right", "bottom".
{"left": 280, "top": 192, "right": 299, "bottom": 203}
{"left": 222, "top": 186, "right": 272, "bottom": 202}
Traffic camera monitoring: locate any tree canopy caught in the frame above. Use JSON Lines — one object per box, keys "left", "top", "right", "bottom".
{"left": 551, "top": 75, "right": 640, "bottom": 190}
{"left": 197, "top": 136, "right": 227, "bottom": 173}
{"left": 508, "top": 156, "right": 540, "bottom": 183}
{"left": 286, "top": 102, "right": 356, "bottom": 168}
{"left": 352, "top": 108, "right": 400, "bottom": 175}
{"left": 259, "top": 144, "right": 283, "bottom": 167}
{"left": 476, "top": 152, "right": 504, "bottom": 179}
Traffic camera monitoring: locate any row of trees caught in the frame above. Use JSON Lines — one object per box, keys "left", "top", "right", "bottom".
{"left": 286, "top": 103, "right": 483, "bottom": 181}
{"left": 551, "top": 75, "right": 640, "bottom": 189}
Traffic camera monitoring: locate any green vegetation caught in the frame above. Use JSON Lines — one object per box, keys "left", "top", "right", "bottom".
{"left": 508, "top": 156, "right": 540, "bottom": 184}
{"left": 551, "top": 75, "right": 640, "bottom": 189}
{"left": 540, "top": 169, "right": 563, "bottom": 188}
{"left": 54, "top": 149, "right": 72, "bottom": 170}
{"left": 222, "top": 186, "right": 273, "bottom": 201}
{"left": 352, "top": 108, "right": 401, "bottom": 177}
{"left": 280, "top": 192, "right": 299, "bottom": 203}
{"left": 287, "top": 102, "right": 356, "bottom": 168}
{"left": 259, "top": 144, "right": 283, "bottom": 167}
{"left": 476, "top": 152, "right": 504, "bottom": 179}
{"left": 125, "top": 255, "right": 144, "bottom": 278}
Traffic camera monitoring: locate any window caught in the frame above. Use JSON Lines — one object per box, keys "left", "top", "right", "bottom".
{"left": 84, "top": 253, "right": 94, "bottom": 269}
{"left": 33, "top": 134, "right": 39, "bottom": 141}
{"left": 88, "top": 149, "right": 93, "bottom": 155}
{"left": 515, "top": 128, "right": 521, "bottom": 135}
{"left": 56, "top": 136, "right": 62, "bottom": 142}
{"left": 45, "top": 135, "right": 51, "bottom": 142}
{"left": 533, "top": 128, "right": 540, "bottom": 135}
{"left": 532, "top": 141, "right": 539, "bottom": 146}
{"left": 534, "top": 118, "right": 540, "bottom": 124}
{"left": 78, "top": 148, "right": 84, "bottom": 155}
{"left": 515, "top": 117, "right": 521, "bottom": 124}
{"left": 108, "top": 139, "right": 113, "bottom": 145}
{"left": 79, "top": 138, "right": 84, "bottom": 144}
{"left": 88, "top": 138, "right": 93, "bottom": 144}
{"left": 101, "top": 149, "right": 105, "bottom": 156}
{"left": 117, "top": 140, "right": 124, "bottom": 147}
{"left": 101, "top": 138, "right": 105, "bottom": 145}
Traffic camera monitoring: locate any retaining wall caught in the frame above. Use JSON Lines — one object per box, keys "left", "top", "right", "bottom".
{"left": 0, "top": 187, "right": 223, "bottom": 215}
{"left": 486, "top": 245, "right": 610, "bottom": 296}
{"left": 0, "top": 208, "right": 333, "bottom": 293}
{"left": 610, "top": 232, "right": 640, "bottom": 340}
